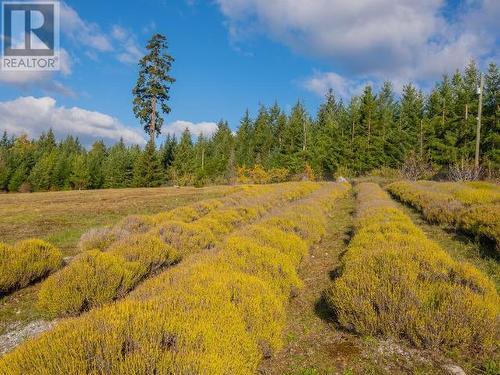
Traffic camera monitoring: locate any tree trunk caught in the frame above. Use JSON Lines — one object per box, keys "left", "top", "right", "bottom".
{"left": 150, "top": 96, "right": 157, "bottom": 143}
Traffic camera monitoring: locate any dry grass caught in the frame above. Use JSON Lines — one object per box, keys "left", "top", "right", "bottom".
{"left": 0, "top": 186, "right": 236, "bottom": 256}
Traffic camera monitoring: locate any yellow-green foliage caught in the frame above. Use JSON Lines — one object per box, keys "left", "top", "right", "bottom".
{"left": 156, "top": 220, "right": 216, "bottom": 255}
{"left": 2, "top": 182, "right": 350, "bottom": 374}
{"left": 419, "top": 181, "right": 500, "bottom": 205}
{"left": 387, "top": 181, "right": 462, "bottom": 224}
{"left": 37, "top": 182, "right": 324, "bottom": 318}
{"left": 460, "top": 204, "right": 500, "bottom": 247}
{"left": 39, "top": 233, "right": 180, "bottom": 317}
{"left": 107, "top": 233, "right": 180, "bottom": 273}
{"left": 388, "top": 180, "right": 500, "bottom": 248}
{"left": 0, "top": 239, "right": 62, "bottom": 294}
{"left": 327, "top": 183, "right": 500, "bottom": 359}
{"left": 38, "top": 250, "right": 144, "bottom": 317}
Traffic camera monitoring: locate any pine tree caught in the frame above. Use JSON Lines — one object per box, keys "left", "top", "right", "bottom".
{"left": 252, "top": 105, "right": 273, "bottom": 167}
{"left": 87, "top": 141, "right": 107, "bottom": 189}
{"left": 70, "top": 154, "right": 89, "bottom": 190}
{"left": 235, "top": 110, "right": 254, "bottom": 167}
{"left": 483, "top": 62, "right": 499, "bottom": 170}
{"left": 207, "top": 120, "right": 234, "bottom": 182}
{"left": 133, "top": 34, "right": 175, "bottom": 143}
{"left": 104, "top": 139, "right": 133, "bottom": 188}
{"left": 171, "top": 128, "right": 195, "bottom": 185}
{"left": 133, "top": 141, "right": 163, "bottom": 187}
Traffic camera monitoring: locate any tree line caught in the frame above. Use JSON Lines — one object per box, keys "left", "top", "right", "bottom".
{"left": 0, "top": 60, "right": 498, "bottom": 192}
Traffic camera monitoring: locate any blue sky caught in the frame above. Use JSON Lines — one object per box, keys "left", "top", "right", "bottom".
{"left": 0, "top": 0, "right": 498, "bottom": 146}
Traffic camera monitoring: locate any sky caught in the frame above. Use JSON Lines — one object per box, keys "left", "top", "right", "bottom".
{"left": 0, "top": 0, "right": 498, "bottom": 146}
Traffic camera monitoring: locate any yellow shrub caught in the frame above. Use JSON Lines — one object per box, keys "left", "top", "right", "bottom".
{"left": 460, "top": 204, "right": 500, "bottom": 251}
{"left": 78, "top": 226, "right": 124, "bottom": 252}
{"left": 115, "top": 214, "right": 155, "bottom": 233}
{"left": 220, "top": 236, "right": 303, "bottom": 298}
{"left": 250, "top": 164, "right": 271, "bottom": 184}
{"left": 246, "top": 224, "right": 308, "bottom": 266}
{"left": 107, "top": 233, "right": 180, "bottom": 273}
{"left": 269, "top": 168, "right": 289, "bottom": 183}
{"left": 164, "top": 261, "right": 287, "bottom": 355}
{"left": 389, "top": 181, "right": 500, "bottom": 249}
{"left": 38, "top": 250, "right": 144, "bottom": 317}
{"left": 0, "top": 239, "right": 62, "bottom": 294}
{"left": 327, "top": 183, "right": 500, "bottom": 359}
{"left": 2, "top": 299, "right": 260, "bottom": 375}
{"left": 156, "top": 220, "right": 216, "bottom": 255}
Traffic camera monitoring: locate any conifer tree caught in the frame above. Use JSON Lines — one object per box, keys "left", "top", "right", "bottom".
{"left": 133, "top": 34, "right": 175, "bottom": 143}
{"left": 133, "top": 141, "right": 163, "bottom": 187}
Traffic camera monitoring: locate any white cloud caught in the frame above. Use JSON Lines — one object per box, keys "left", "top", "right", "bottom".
{"left": 61, "top": 2, "right": 113, "bottom": 52}
{"left": 61, "top": 4, "right": 143, "bottom": 65}
{"left": 163, "top": 120, "right": 218, "bottom": 138}
{"left": 0, "top": 49, "right": 73, "bottom": 93}
{"left": 112, "top": 26, "right": 143, "bottom": 64}
{"left": 216, "top": 0, "right": 499, "bottom": 84}
{"left": 0, "top": 96, "right": 146, "bottom": 146}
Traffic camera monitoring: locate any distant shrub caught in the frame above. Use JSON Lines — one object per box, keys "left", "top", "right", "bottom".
{"left": 448, "top": 159, "right": 482, "bottom": 181}
{"left": 400, "top": 152, "right": 435, "bottom": 180}
{"left": 388, "top": 181, "right": 500, "bottom": 249}
{"left": 0, "top": 239, "right": 62, "bottom": 294}
{"left": 368, "top": 167, "right": 401, "bottom": 179}
{"left": 327, "top": 183, "right": 500, "bottom": 360}
{"left": 269, "top": 168, "right": 289, "bottom": 183}
{"left": 250, "top": 164, "right": 271, "bottom": 184}
{"left": 460, "top": 204, "right": 500, "bottom": 252}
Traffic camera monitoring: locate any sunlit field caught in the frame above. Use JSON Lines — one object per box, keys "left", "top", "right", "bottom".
{"left": 1, "top": 180, "right": 499, "bottom": 374}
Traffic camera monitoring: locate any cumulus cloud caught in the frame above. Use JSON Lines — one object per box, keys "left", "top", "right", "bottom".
{"left": 112, "top": 26, "right": 143, "bottom": 64}
{"left": 163, "top": 120, "right": 218, "bottom": 138}
{"left": 61, "top": 2, "right": 113, "bottom": 52}
{"left": 62, "top": 3, "right": 143, "bottom": 64}
{"left": 303, "top": 71, "right": 373, "bottom": 99}
{"left": 0, "top": 96, "right": 146, "bottom": 146}
{"left": 216, "top": 0, "right": 499, "bottom": 86}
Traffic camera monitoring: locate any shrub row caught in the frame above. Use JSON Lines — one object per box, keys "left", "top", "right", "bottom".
{"left": 0, "top": 182, "right": 350, "bottom": 374}
{"left": 37, "top": 182, "right": 321, "bottom": 318}
{"left": 327, "top": 183, "right": 499, "bottom": 361}
{"left": 417, "top": 181, "right": 500, "bottom": 205}
{"left": 0, "top": 239, "right": 62, "bottom": 295}
{"left": 387, "top": 181, "right": 500, "bottom": 251}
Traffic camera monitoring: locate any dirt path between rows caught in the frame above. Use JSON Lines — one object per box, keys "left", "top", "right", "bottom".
{"left": 259, "top": 195, "right": 360, "bottom": 374}
{"left": 259, "top": 192, "right": 462, "bottom": 375}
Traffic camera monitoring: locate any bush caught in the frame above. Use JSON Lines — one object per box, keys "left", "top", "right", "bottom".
{"left": 388, "top": 181, "right": 500, "bottom": 249}
{"left": 400, "top": 152, "right": 435, "bottom": 180}
{"left": 0, "top": 239, "right": 62, "bottom": 294}
{"left": 38, "top": 250, "right": 144, "bottom": 317}
{"left": 156, "top": 221, "right": 216, "bottom": 255}
{"left": 327, "top": 183, "right": 500, "bottom": 360}
{"left": 460, "top": 204, "right": 500, "bottom": 251}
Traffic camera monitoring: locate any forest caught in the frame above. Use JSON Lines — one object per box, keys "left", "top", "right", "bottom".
{"left": 0, "top": 61, "right": 498, "bottom": 192}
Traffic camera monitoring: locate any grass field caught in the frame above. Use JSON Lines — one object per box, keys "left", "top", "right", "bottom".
{"left": 0, "top": 181, "right": 499, "bottom": 374}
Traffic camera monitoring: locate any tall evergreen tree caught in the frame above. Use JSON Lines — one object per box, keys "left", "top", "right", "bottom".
{"left": 133, "top": 33, "right": 175, "bottom": 143}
